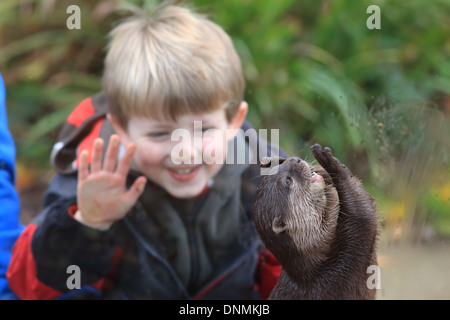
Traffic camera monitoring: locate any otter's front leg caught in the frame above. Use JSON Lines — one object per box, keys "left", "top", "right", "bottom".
{"left": 311, "top": 142, "right": 378, "bottom": 233}
{"left": 310, "top": 144, "right": 353, "bottom": 182}
{"left": 310, "top": 144, "right": 376, "bottom": 221}
{"left": 311, "top": 144, "right": 378, "bottom": 301}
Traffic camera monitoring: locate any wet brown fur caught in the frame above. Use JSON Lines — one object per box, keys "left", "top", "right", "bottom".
{"left": 253, "top": 144, "right": 379, "bottom": 300}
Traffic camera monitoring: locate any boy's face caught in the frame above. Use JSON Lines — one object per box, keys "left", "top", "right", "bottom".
{"left": 110, "top": 102, "right": 247, "bottom": 199}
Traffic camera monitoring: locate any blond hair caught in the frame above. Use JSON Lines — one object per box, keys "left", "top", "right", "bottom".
{"left": 102, "top": 2, "right": 245, "bottom": 129}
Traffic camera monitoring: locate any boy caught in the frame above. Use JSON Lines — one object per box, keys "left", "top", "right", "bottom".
{"left": 7, "top": 3, "right": 282, "bottom": 299}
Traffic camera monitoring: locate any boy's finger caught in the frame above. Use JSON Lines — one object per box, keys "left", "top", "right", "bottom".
{"left": 90, "top": 138, "right": 104, "bottom": 173}
{"left": 116, "top": 143, "right": 136, "bottom": 177}
{"left": 125, "top": 176, "right": 147, "bottom": 204}
{"left": 103, "top": 135, "right": 120, "bottom": 172}
{"left": 78, "top": 149, "right": 89, "bottom": 182}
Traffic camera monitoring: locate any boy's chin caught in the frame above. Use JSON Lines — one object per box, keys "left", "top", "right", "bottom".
{"left": 166, "top": 184, "right": 207, "bottom": 199}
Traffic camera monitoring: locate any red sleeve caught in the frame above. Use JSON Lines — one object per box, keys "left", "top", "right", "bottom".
{"left": 6, "top": 224, "right": 67, "bottom": 299}
{"left": 255, "top": 246, "right": 282, "bottom": 300}
{"left": 6, "top": 220, "right": 115, "bottom": 300}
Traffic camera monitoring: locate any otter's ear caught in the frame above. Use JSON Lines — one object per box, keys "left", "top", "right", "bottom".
{"left": 272, "top": 215, "right": 287, "bottom": 234}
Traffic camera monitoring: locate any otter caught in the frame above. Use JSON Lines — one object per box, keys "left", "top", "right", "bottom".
{"left": 253, "top": 144, "right": 379, "bottom": 300}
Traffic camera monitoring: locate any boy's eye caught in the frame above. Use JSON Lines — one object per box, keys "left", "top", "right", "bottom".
{"left": 194, "top": 127, "right": 212, "bottom": 133}
{"left": 147, "top": 132, "right": 170, "bottom": 139}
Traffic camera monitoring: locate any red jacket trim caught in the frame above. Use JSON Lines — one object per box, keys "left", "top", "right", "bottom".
{"left": 256, "top": 248, "right": 282, "bottom": 300}
{"left": 74, "top": 118, "right": 104, "bottom": 167}
{"left": 7, "top": 224, "right": 62, "bottom": 300}
{"left": 7, "top": 222, "right": 108, "bottom": 300}
{"left": 67, "top": 97, "right": 95, "bottom": 127}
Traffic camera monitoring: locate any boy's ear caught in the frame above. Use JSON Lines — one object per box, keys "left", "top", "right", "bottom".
{"left": 107, "top": 113, "right": 130, "bottom": 145}
{"left": 227, "top": 101, "right": 248, "bottom": 141}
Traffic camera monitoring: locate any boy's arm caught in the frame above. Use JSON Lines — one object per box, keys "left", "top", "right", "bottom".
{"left": 8, "top": 128, "right": 144, "bottom": 299}
{"left": 6, "top": 173, "right": 120, "bottom": 300}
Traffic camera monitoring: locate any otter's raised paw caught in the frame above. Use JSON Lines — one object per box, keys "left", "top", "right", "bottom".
{"left": 310, "top": 144, "right": 350, "bottom": 178}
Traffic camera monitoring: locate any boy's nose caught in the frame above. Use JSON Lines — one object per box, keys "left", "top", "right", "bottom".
{"left": 173, "top": 138, "right": 203, "bottom": 165}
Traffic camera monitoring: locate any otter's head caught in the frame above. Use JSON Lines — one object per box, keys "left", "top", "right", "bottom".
{"left": 253, "top": 156, "right": 339, "bottom": 259}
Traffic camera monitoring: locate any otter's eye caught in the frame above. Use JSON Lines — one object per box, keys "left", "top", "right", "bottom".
{"left": 286, "top": 176, "right": 293, "bottom": 186}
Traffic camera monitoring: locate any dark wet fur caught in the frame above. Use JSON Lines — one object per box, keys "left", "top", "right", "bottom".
{"left": 253, "top": 144, "right": 379, "bottom": 300}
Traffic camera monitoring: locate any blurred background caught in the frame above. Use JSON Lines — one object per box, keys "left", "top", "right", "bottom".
{"left": 0, "top": 0, "right": 449, "bottom": 299}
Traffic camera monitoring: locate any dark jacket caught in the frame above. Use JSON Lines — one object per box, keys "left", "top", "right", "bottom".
{"left": 7, "top": 92, "right": 283, "bottom": 299}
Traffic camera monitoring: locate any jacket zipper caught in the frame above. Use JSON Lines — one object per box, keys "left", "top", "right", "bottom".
{"left": 126, "top": 197, "right": 261, "bottom": 299}
{"left": 180, "top": 195, "right": 207, "bottom": 294}
{"left": 123, "top": 216, "right": 190, "bottom": 299}
{"left": 185, "top": 217, "right": 199, "bottom": 293}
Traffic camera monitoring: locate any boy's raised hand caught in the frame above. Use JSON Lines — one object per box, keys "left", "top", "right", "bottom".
{"left": 74, "top": 134, "right": 147, "bottom": 230}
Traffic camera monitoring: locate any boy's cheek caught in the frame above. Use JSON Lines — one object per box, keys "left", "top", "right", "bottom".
{"left": 202, "top": 134, "right": 228, "bottom": 162}
{"left": 133, "top": 146, "right": 165, "bottom": 167}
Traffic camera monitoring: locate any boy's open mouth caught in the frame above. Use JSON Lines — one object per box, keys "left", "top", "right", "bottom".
{"left": 167, "top": 165, "right": 201, "bottom": 182}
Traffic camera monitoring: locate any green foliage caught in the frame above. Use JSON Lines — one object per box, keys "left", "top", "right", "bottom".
{"left": 0, "top": 0, "right": 111, "bottom": 168}
{"left": 194, "top": 0, "right": 450, "bottom": 172}
{"left": 424, "top": 165, "right": 450, "bottom": 238}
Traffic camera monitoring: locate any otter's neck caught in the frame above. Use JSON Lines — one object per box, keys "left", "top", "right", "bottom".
{"left": 278, "top": 246, "right": 329, "bottom": 289}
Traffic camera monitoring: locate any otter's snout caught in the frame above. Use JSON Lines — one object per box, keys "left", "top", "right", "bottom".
{"left": 285, "top": 157, "right": 301, "bottom": 164}
{"left": 282, "top": 157, "right": 310, "bottom": 181}
{"left": 283, "top": 157, "right": 307, "bottom": 171}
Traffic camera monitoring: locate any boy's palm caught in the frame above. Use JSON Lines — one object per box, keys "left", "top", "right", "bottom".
{"left": 76, "top": 135, "right": 147, "bottom": 230}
